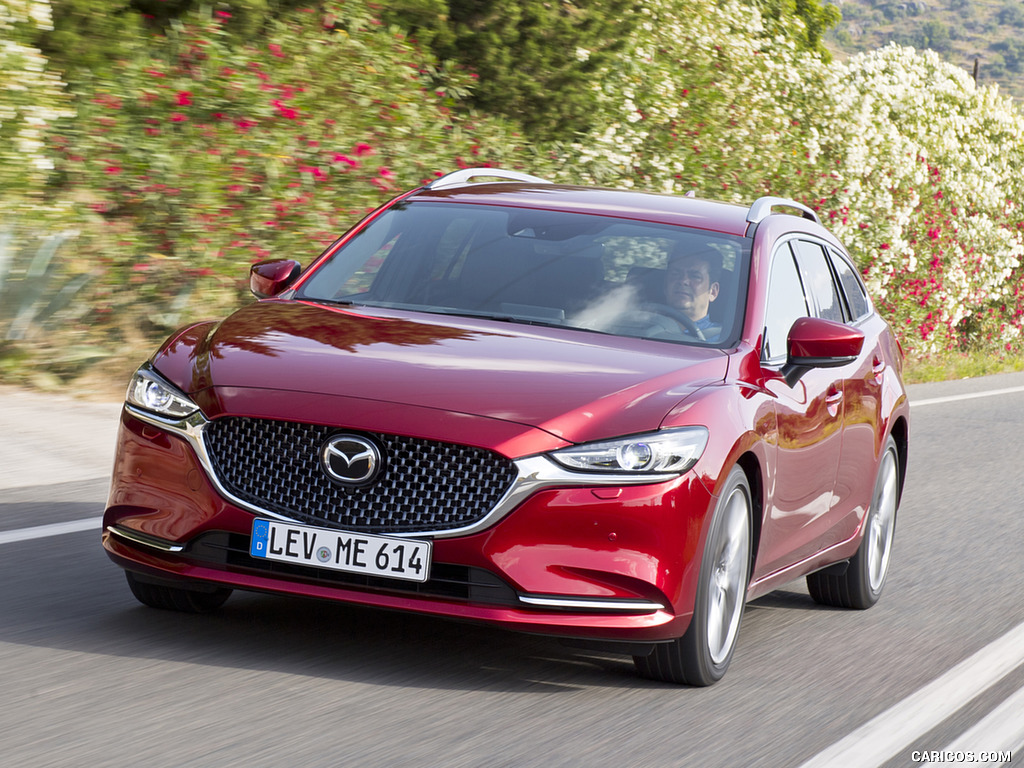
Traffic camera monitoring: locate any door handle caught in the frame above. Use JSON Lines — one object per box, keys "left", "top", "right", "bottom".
{"left": 825, "top": 387, "right": 843, "bottom": 417}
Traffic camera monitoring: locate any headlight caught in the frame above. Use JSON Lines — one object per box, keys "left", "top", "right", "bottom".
{"left": 125, "top": 366, "right": 199, "bottom": 419}
{"left": 550, "top": 427, "right": 709, "bottom": 474}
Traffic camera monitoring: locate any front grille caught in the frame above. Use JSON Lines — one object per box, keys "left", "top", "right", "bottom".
{"left": 203, "top": 417, "right": 519, "bottom": 534}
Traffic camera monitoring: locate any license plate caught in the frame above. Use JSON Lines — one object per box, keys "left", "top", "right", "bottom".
{"left": 249, "top": 519, "right": 431, "bottom": 583}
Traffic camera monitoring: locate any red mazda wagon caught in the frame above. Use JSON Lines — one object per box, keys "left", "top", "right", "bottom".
{"left": 103, "top": 169, "right": 909, "bottom": 685}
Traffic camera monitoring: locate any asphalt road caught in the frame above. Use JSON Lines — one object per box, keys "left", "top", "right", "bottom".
{"left": 1, "top": 374, "right": 1023, "bottom": 768}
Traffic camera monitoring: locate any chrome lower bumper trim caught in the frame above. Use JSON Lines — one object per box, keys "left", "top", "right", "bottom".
{"left": 107, "top": 524, "right": 185, "bottom": 553}
{"left": 519, "top": 595, "right": 665, "bottom": 613}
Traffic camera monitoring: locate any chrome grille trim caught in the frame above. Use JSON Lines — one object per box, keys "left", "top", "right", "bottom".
{"left": 203, "top": 417, "right": 518, "bottom": 534}
{"left": 125, "top": 405, "right": 676, "bottom": 538}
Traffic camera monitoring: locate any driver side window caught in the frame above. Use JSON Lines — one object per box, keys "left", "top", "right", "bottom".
{"left": 763, "top": 244, "right": 810, "bottom": 364}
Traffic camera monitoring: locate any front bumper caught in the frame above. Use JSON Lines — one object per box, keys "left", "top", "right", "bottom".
{"left": 103, "top": 408, "right": 717, "bottom": 642}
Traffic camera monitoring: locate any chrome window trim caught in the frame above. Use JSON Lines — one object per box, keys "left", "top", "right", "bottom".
{"left": 124, "top": 405, "right": 677, "bottom": 540}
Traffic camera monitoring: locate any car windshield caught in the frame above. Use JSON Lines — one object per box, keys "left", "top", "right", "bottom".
{"left": 298, "top": 201, "right": 751, "bottom": 346}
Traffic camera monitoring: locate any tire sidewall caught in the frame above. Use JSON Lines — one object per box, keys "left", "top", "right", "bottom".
{"left": 851, "top": 435, "right": 900, "bottom": 606}
{"left": 683, "top": 465, "right": 752, "bottom": 684}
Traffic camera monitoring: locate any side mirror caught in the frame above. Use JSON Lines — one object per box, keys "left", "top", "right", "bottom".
{"left": 250, "top": 259, "right": 302, "bottom": 299}
{"left": 787, "top": 316, "right": 864, "bottom": 368}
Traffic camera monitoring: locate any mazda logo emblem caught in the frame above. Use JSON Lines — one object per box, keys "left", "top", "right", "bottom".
{"left": 320, "top": 434, "right": 384, "bottom": 487}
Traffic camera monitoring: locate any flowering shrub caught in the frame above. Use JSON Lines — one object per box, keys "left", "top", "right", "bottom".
{"left": 811, "top": 46, "right": 1024, "bottom": 354}
{"left": 565, "top": 0, "right": 825, "bottom": 197}
{"left": 564, "top": 0, "right": 1024, "bottom": 356}
{"left": 55, "top": 1, "right": 549, "bottom": 334}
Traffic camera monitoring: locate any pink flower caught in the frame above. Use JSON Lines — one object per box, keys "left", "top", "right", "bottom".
{"left": 269, "top": 43, "right": 285, "bottom": 58}
{"left": 271, "top": 100, "right": 298, "bottom": 120}
{"left": 353, "top": 142, "right": 374, "bottom": 157}
{"left": 215, "top": 10, "right": 231, "bottom": 18}
{"left": 379, "top": 167, "right": 394, "bottom": 179}
{"left": 176, "top": 91, "right": 192, "bottom": 106}
{"left": 332, "top": 154, "right": 358, "bottom": 168}
{"left": 170, "top": 112, "right": 187, "bottom": 123}
{"left": 104, "top": 165, "right": 121, "bottom": 175}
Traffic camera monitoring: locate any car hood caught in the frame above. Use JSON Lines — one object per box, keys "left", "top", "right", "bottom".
{"left": 153, "top": 301, "right": 727, "bottom": 446}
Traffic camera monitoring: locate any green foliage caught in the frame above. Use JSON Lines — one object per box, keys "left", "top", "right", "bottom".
{"left": 996, "top": 1, "right": 1024, "bottom": 28}
{"left": 994, "top": 39, "right": 1024, "bottom": 73}
{"left": 0, "top": 227, "right": 89, "bottom": 341}
{"left": 0, "top": 224, "right": 104, "bottom": 381}
{"left": 401, "top": 0, "right": 642, "bottom": 141}
{"left": 748, "top": 0, "right": 841, "bottom": 59}
{"left": 914, "top": 19, "right": 952, "bottom": 52}
{"left": 38, "top": 0, "right": 144, "bottom": 85}
{"left": 41, "top": 0, "right": 321, "bottom": 87}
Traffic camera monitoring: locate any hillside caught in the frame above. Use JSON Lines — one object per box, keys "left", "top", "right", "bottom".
{"left": 826, "top": 0, "right": 1024, "bottom": 99}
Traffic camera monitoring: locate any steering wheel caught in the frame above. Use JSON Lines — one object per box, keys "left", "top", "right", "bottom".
{"left": 639, "top": 302, "right": 705, "bottom": 341}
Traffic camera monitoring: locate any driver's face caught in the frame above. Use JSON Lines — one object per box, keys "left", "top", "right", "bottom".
{"left": 666, "top": 257, "right": 719, "bottom": 321}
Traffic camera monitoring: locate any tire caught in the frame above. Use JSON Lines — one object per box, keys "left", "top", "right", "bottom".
{"left": 634, "top": 466, "right": 752, "bottom": 686}
{"left": 807, "top": 435, "right": 899, "bottom": 610}
{"left": 125, "top": 571, "right": 232, "bottom": 614}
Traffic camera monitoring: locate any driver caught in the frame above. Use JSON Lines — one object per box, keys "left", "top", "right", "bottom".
{"left": 664, "top": 249, "right": 722, "bottom": 340}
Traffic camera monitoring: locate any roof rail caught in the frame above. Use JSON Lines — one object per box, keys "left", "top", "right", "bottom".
{"left": 426, "top": 168, "right": 552, "bottom": 190}
{"left": 746, "top": 196, "right": 820, "bottom": 225}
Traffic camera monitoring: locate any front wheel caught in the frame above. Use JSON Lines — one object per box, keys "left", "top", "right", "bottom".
{"left": 125, "top": 571, "right": 232, "bottom": 613}
{"left": 807, "top": 435, "right": 900, "bottom": 609}
{"left": 634, "top": 466, "right": 752, "bottom": 685}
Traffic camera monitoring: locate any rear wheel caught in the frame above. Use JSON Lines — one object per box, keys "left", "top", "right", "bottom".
{"left": 634, "top": 466, "right": 752, "bottom": 685}
{"left": 125, "top": 571, "right": 232, "bottom": 613}
{"left": 807, "top": 435, "right": 899, "bottom": 609}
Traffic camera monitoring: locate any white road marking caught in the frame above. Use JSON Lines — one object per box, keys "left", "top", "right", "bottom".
{"left": 0, "top": 517, "right": 103, "bottom": 545}
{"left": 943, "top": 682, "right": 1024, "bottom": 755}
{"left": 797, "top": 620, "right": 1024, "bottom": 767}
{"left": 911, "top": 384, "right": 1024, "bottom": 408}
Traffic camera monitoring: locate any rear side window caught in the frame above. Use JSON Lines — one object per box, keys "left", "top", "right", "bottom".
{"left": 763, "top": 246, "right": 810, "bottom": 363}
{"left": 791, "top": 239, "right": 845, "bottom": 323}
{"left": 829, "top": 249, "right": 871, "bottom": 321}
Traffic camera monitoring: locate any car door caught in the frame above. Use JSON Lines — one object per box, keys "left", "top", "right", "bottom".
{"left": 754, "top": 239, "right": 847, "bottom": 580}
{"left": 824, "top": 246, "right": 887, "bottom": 544}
